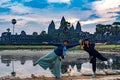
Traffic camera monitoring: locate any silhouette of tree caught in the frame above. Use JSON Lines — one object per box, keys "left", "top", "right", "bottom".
{"left": 40, "top": 31, "right": 46, "bottom": 35}
{"left": 20, "top": 30, "right": 26, "bottom": 36}
{"left": 105, "top": 24, "right": 112, "bottom": 35}
{"left": 11, "top": 19, "right": 17, "bottom": 35}
{"left": 6, "top": 28, "right": 10, "bottom": 32}
{"left": 112, "top": 22, "right": 120, "bottom": 35}
{"left": 61, "top": 21, "right": 70, "bottom": 33}
{"left": 32, "top": 32, "right": 38, "bottom": 36}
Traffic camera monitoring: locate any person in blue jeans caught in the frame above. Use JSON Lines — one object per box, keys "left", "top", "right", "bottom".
{"left": 34, "top": 40, "right": 80, "bottom": 79}
{"left": 80, "top": 39, "right": 112, "bottom": 78}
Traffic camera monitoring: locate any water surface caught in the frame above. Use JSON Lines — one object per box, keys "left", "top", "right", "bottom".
{"left": 0, "top": 50, "right": 120, "bottom": 78}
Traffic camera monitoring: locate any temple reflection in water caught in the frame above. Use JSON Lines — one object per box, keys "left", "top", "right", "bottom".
{"left": 1, "top": 55, "right": 39, "bottom": 67}
{"left": 1, "top": 53, "right": 120, "bottom": 73}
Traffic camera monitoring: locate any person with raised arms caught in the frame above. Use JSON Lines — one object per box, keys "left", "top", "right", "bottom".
{"left": 80, "top": 39, "right": 113, "bottom": 78}
{"left": 34, "top": 40, "right": 80, "bottom": 80}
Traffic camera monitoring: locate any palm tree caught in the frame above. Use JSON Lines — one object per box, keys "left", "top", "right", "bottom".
{"left": 112, "top": 22, "right": 120, "bottom": 35}
{"left": 12, "top": 19, "right": 17, "bottom": 35}
{"left": 6, "top": 28, "right": 10, "bottom": 32}
{"left": 112, "top": 22, "right": 120, "bottom": 45}
{"left": 40, "top": 31, "right": 46, "bottom": 35}
{"left": 58, "top": 21, "right": 70, "bottom": 41}
{"left": 105, "top": 25, "right": 112, "bottom": 43}
{"left": 32, "top": 32, "right": 38, "bottom": 36}
{"left": 61, "top": 21, "right": 70, "bottom": 33}
{"left": 105, "top": 24, "right": 112, "bottom": 34}
{"left": 96, "top": 24, "right": 105, "bottom": 34}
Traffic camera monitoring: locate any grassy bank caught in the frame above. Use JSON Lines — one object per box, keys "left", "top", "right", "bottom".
{"left": 95, "top": 44, "right": 120, "bottom": 49}
{"left": 0, "top": 44, "right": 120, "bottom": 50}
{"left": 0, "top": 45, "right": 56, "bottom": 49}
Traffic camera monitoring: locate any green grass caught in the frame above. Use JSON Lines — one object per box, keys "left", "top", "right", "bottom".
{"left": 95, "top": 44, "right": 120, "bottom": 49}
{"left": 0, "top": 44, "right": 120, "bottom": 50}
{"left": 0, "top": 45, "right": 56, "bottom": 49}
{"left": 70, "top": 44, "right": 120, "bottom": 50}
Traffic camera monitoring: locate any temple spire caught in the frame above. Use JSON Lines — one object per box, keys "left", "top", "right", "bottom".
{"left": 48, "top": 20, "right": 55, "bottom": 34}
{"left": 60, "top": 16, "right": 66, "bottom": 27}
{"left": 76, "top": 21, "right": 81, "bottom": 32}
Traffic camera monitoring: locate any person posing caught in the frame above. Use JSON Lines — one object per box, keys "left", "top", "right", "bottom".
{"left": 80, "top": 39, "right": 112, "bottom": 78}
{"left": 34, "top": 40, "right": 80, "bottom": 79}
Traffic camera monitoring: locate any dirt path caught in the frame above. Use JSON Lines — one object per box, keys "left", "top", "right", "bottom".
{"left": 8, "top": 75, "right": 120, "bottom": 80}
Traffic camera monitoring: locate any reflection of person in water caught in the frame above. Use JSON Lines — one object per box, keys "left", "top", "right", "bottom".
{"left": 34, "top": 40, "right": 80, "bottom": 79}
{"left": 80, "top": 39, "right": 112, "bottom": 78}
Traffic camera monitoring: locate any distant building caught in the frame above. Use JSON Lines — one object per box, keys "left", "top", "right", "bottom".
{"left": 70, "top": 25, "right": 74, "bottom": 32}
{"left": 0, "top": 30, "right": 52, "bottom": 45}
{"left": 48, "top": 20, "right": 55, "bottom": 35}
{"left": 60, "top": 16, "right": 66, "bottom": 29}
{"left": 76, "top": 21, "right": 82, "bottom": 33}
{"left": 0, "top": 17, "right": 93, "bottom": 45}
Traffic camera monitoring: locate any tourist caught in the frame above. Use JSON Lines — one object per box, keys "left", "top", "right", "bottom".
{"left": 34, "top": 40, "right": 80, "bottom": 79}
{"left": 80, "top": 39, "right": 112, "bottom": 78}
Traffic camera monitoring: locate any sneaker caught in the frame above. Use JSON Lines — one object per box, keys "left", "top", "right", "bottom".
{"left": 107, "top": 58, "right": 113, "bottom": 66}
{"left": 103, "top": 61, "right": 108, "bottom": 65}
{"left": 33, "top": 62, "right": 38, "bottom": 66}
{"left": 92, "top": 73, "right": 96, "bottom": 78}
{"left": 104, "top": 58, "right": 113, "bottom": 66}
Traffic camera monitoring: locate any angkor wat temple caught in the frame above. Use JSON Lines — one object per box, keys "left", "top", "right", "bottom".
{"left": 0, "top": 16, "right": 120, "bottom": 45}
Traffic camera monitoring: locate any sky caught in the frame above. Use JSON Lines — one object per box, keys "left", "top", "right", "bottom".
{"left": 0, "top": 0, "right": 120, "bottom": 35}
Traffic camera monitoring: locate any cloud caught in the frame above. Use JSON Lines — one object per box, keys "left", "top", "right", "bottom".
{"left": 0, "top": 0, "right": 10, "bottom": 5}
{"left": 0, "top": 3, "right": 93, "bottom": 35}
{"left": 22, "top": 0, "right": 33, "bottom": 2}
{"left": 92, "top": 0, "right": 120, "bottom": 11}
{"left": 48, "top": 0, "right": 70, "bottom": 4}
{"left": 82, "top": 24, "right": 96, "bottom": 34}
{"left": 92, "top": 0, "right": 120, "bottom": 18}
{"left": 81, "top": 17, "right": 117, "bottom": 34}
{"left": 9, "top": 3, "right": 32, "bottom": 14}
{"left": 81, "top": 17, "right": 116, "bottom": 25}
{"left": 22, "top": 21, "right": 48, "bottom": 34}
{"left": 88, "top": 14, "right": 100, "bottom": 19}
{"left": 0, "top": 0, "right": 120, "bottom": 35}
{"left": 79, "top": 0, "right": 120, "bottom": 30}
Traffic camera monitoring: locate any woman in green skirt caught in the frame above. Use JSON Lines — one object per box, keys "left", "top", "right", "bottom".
{"left": 34, "top": 40, "right": 80, "bottom": 79}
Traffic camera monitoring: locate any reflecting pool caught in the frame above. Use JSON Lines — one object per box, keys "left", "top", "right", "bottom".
{"left": 0, "top": 50, "right": 120, "bottom": 78}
